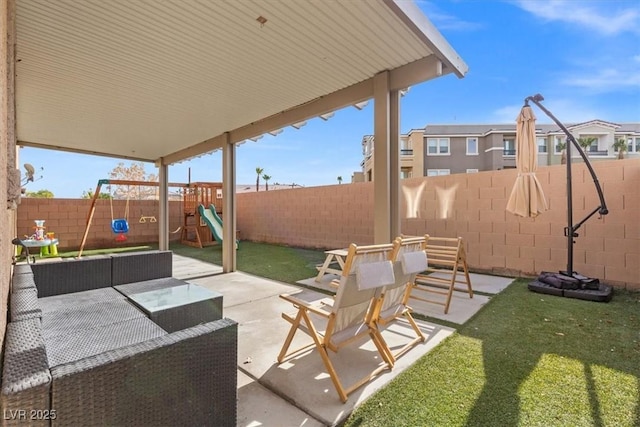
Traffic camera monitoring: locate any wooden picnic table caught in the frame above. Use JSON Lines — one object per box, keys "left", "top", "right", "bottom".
{"left": 315, "top": 248, "right": 349, "bottom": 282}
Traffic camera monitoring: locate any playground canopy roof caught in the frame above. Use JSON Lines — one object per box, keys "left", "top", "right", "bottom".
{"left": 15, "top": 0, "right": 468, "bottom": 165}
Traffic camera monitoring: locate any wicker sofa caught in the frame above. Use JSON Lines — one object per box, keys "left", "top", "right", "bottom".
{"left": 2, "top": 251, "right": 237, "bottom": 426}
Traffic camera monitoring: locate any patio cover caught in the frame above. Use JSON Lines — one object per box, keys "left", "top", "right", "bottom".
{"left": 11, "top": 0, "right": 468, "bottom": 269}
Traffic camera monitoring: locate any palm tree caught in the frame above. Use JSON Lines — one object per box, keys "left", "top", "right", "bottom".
{"left": 263, "top": 174, "right": 271, "bottom": 191}
{"left": 337, "top": 176, "right": 343, "bottom": 184}
{"left": 577, "top": 137, "right": 596, "bottom": 157}
{"left": 556, "top": 140, "right": 567, "bottom": 165}
{"left": 612, "top": 138, "right": 628, "bottom": 160}
{"left": 255, "top": 167, "right": 264, "bottom": 191}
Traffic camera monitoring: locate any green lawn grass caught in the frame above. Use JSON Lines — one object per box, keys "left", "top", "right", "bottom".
{"left": 343, "top": 280, "right": 640, "bottom": 427}
{"left": 59, "top": 241, "right": 325, "bottom": 285}
{"left": 168, "top": 241, "right": 324, "bottom": 284}
{"left": 57, "top": 242, "right": 640, "bottom": 425}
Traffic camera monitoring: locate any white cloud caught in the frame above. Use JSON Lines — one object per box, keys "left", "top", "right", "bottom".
{"left": 416, "top": 1, "right": 484, "bottom": 31}
{"left": 493, "top": 105, "right": 522, "bottom": 124}
{"left": 513, "top": 0, "right": 640, "bottom": 36}
{"left": 562, "top": 67, "right": 640, "bottom": 91}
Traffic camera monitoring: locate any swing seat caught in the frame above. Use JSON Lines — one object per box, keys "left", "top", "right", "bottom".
{"left": 112, "top": 219, "right": 129, "bottom": 234}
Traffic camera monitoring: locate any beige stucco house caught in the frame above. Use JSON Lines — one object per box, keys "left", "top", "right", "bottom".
{"left": 361, "top": 120, "right": 640, "bottom": 179}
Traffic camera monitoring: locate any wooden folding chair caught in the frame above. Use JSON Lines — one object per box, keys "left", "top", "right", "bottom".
{"left": 370, "top": 236, "right": 427, "bottom": 364}
{"left": 411, "top": 234, "right": 473, "bottom": 314}
{"left": 277, "top": 242, "right": 396, "bottom": 402}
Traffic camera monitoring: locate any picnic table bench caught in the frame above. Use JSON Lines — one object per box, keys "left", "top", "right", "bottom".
{"left": 315, "top": 248, "right": 348, "bottom": 282}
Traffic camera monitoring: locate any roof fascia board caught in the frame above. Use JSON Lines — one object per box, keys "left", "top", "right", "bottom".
{"left": 162, "top": 55, "right": 444, "bottom": 165}
{"left": 568, "top": 120, "right": 619, "bottom": 130}
{"left": 389, "top": 55, "right": 443, "bottom": 90}
{"left": 17, "top": 140, "right": 149, "bottom": 163}
{"left": 383, "top": 0, "right": 468, "bottom": 78}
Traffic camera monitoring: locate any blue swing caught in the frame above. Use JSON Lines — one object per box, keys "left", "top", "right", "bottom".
{"left": 111, "top": 219, "right": 129, "bottom": 234}
{"left": 110, "top": 187, "right": 130, "bottom": 241}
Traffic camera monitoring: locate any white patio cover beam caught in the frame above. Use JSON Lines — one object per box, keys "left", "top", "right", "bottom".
{"left": 222, "top": 132, "right": 236, "bottom": 272}
{"left": 157, "top": 163, "right": 169, "bottom": 251}
{"left": 160, "top": 55, "right": 444, "bottom": 166}
{"left": 389, "top": 90, "right": 401, "bottom": 240}
{"left": 373, "top": 71, "right": 391, "bottom": 244}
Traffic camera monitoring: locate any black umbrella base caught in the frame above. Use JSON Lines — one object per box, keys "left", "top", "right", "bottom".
{"left": 528, "top": 271, "right": 613, "bottom": 302}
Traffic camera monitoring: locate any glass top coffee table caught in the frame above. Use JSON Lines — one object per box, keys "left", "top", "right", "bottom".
{"left": 127, "top": 283, "right": 223, "bottom": 333}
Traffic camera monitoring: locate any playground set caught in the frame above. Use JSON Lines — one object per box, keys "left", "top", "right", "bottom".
{"left": 79, "top": 179, "right": 229, "bottom": 256}
{"left": 180, "top": 182, "right": 225, "bottom": 248}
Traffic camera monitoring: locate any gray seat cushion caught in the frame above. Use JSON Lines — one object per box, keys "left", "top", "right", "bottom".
{"left": 46, "top": 317, "right": 167, "bottom": 367}
{"left": 41, "top": 299, "right": 145, "bottom": 340}
{"left": 39, "top": 287, "right": 125, "bottom": 315}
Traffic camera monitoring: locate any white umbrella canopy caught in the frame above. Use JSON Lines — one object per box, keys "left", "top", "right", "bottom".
{"left": 506, "top": 105, "right": 548, "bottom": 217}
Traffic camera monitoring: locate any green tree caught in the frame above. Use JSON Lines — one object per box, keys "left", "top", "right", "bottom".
{"left": 577, "top": 137, "right": 596, "bottom": 157}
{"left": 25, "top": 189, "right": 54, "bottom": 198}
{"left": 108, "top": 162, "right": 158, "bottom": 199}
{"left": 81, "top": 189, "right": 112, "bottom": 199}
{"left": 337, "top": 176, "right": 343, "bottom": 184}
{"left": 612, "top": 138, "right": 628, "bottom": 160}
{"left": 255, "top": 167, "right": 264, "bottom": 192}
{"left": 263, "top": 174, "right": 271, "bottom": 191}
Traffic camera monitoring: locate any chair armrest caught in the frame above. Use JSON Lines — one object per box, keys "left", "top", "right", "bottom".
{"left": 12, "top": 269, "right": 37, "bottom": 292}
{"left": 280, "top": 292, "right": 332, "bottom": 317}
{"left": 1, "top": 318, "right": 51, "bottom": 418}
{"left": 10, "top": 288, "right": 41, "bottom": 322}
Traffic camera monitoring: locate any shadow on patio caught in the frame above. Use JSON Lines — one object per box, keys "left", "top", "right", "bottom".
{"left": 173, "top": 253, "right": 513, "bottom": 426}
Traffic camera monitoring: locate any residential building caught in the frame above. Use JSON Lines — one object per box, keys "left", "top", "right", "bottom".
{"left": 360, "top": 120, "right": 640, "bottom": 180}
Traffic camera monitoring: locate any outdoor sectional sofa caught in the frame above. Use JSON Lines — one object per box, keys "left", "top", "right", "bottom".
{"left": 2, "top": 250, "right": 237, "bottom": 426}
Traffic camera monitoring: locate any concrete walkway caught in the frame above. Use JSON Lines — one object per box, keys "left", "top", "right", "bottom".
{"left": 172, "top": 255, "right": 514, "bottom": 426}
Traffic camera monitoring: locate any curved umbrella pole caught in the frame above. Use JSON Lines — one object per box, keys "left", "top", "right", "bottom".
{"left": 524, "top": 94, "right": 608, "bottom": 285}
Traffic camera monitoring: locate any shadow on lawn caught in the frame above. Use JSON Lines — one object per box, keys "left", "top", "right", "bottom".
{"left": 461, "top": 283, "right": 640, "bottom": 426}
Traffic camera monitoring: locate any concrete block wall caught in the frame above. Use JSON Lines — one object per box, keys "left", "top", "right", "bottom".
{"left": 15, "top": 159, "right": 639, "bottom": 290}
{"left": 238, "top": 159, "right": 639, "bottom": 290}
{"left": 236, "top": 182, "right": 375, "bottom": 249}
{"left": 401, "top": 159, "right": 639, "bottom": 289}
{"left": 17, "top": 199, "right": 184, "bottom": 251}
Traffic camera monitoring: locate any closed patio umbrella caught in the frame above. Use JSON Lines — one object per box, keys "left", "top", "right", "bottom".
{"left": 506, "top": 105, "right": 548, "bottom": 217}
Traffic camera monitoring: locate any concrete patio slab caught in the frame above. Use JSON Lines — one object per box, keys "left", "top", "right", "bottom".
{"left": 408, "top": 291, "right": 492, "bottom": 324}
{"left": 192, "top": 271, "right": 298, "bottom": 308}
{"left": 173, "top": 256, "right": 515, "bottom": 425}
{"left": 257, "top": 319, "right": 453, "bottom": 426}
{"left": 172, "top": 253, "right": 223, "bottom": 279}
{"left": 427, "top": 271, "right": 515, "bottom": 294}
{"left": 194, "top": 270, "right": 454, "bottom": 426}
{"left": 237, "top": 370, "right": 324, "bottom": 427}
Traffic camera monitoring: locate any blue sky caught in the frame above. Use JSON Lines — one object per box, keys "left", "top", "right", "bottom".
{"left": 20, "top": 0, "right": 640, "bottom": 198}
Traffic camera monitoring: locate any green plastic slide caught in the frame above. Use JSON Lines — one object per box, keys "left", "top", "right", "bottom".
{"left": 197, "top": 204, "right": 239, "bottom": 248}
